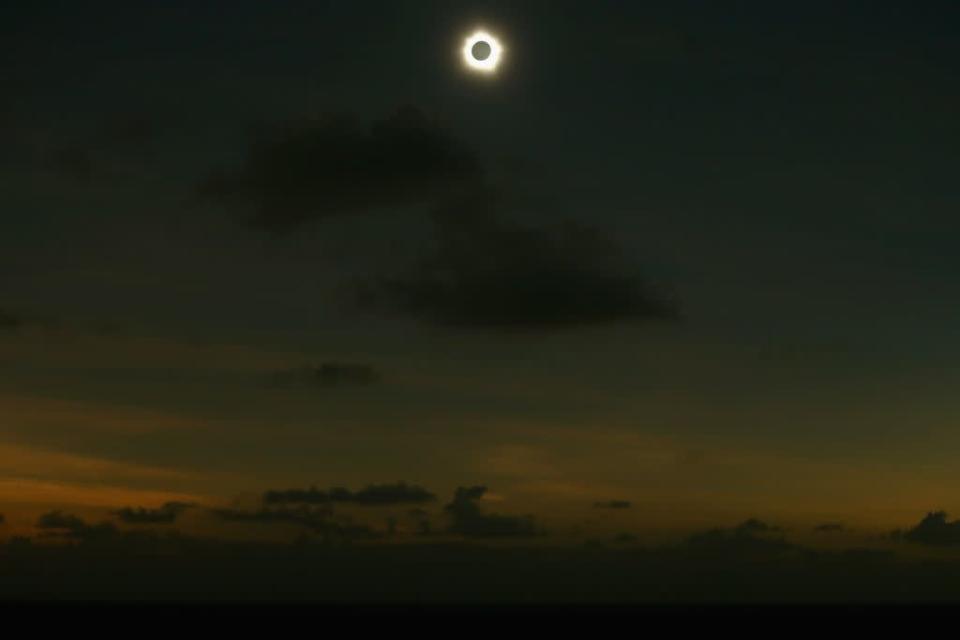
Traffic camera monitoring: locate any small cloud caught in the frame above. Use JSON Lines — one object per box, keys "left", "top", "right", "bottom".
{"left": 594, "top": 500, "right": 632, "bottom": 510}
{"left": 814, "top": 523, "right": 846, "bottom": 533}
{"left": 408, "top": 508, "right": 433, "bottom": 536}
{"left": 210, "top": 506, "right": 380, "bottom": 541}
{"left": 42, "top": 144, "right": 95, "bottom": 180}
{"left": 112, "top": 502, "right": 195, "bottom": 524}
{"left": 683, "top": 519, "right": 792, "bottom": 558}
{"left": 900, "top": 511, "right": 960, "bottom": 547}
{"left": 263, "top": 482, "right": 436, "bottom": 507}
{"left": 39, "top": 113, "right": 161, "bottom": 181}
{"left": 0, "top": 308, "right": 25, "bottom": 331}
{"left": 735, "top": 518, "right": 782, "bottom": 535}
{"left": 444, "top": 486, "right": 540, "bottom": 538}
{"left": 35, "top": 511, "right": 119, "bottom": 542}
{"left": 211, "top": 506, "right": 331, "bottom": 529}
{"left": 36, "top": 511, "right": 88, "bottom": 532}
{"left": 267, "top": 363, "right": 382, "bottom": 389}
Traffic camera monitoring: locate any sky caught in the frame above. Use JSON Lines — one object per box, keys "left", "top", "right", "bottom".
{"left": 2, "top": 0, "right": 960, "bottom": 602}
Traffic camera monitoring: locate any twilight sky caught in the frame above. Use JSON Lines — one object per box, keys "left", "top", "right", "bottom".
{"left": 2, "top": 1, "right": 960, "bottom": 601}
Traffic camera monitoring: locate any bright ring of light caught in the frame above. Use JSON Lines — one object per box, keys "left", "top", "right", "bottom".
{"left": 463, "top": 30, "right": 503, "bottom": 73}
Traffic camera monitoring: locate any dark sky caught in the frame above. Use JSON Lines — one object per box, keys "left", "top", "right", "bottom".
{"left": 2, "top": 1, "right": 960, "bottom": 602}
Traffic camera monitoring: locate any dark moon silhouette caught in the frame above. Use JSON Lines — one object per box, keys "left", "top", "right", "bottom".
{"left": 472, "top": 41, "right": 492, "bottom": 61}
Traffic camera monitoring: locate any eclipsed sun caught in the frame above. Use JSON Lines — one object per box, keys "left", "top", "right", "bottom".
{"left": 463, "top": 30, "right": 504, "bottom": 74}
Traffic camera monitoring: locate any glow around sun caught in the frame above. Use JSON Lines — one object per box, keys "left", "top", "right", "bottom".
{"left": 462, "top": 30, "right": 504, "bottom": 73}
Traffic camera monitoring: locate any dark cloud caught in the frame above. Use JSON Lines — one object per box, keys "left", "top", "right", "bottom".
{"left": 38, "top": 114, "right": 161, "bottom": 181}
{"left": 42, "top": 144, "right": 95, "bottom": 180}
{"left": 366, "top": 215, "right": 680, "bottom": 331}
{"left": 210, "top": 506, "right": 379, "bottom": 542}
{"left": 211, "top": 506, "right": 332, "bottom": 529}
{"left": 267, "top": 363, "right": 382, "bottom": 389}
{"left": 683, "top": 519, "right": 792, "bottom": 557}
{"left": 594, "top": 500, "right": 632, "bottom": 510}
{"left": 98, "top": 115, "right": 158, "bottom": 154}
{"left": 0, "top": 308, "right": 24, "bottom": 331}
{"left": 35, "top": 511, "right": 120, "bottom": 543}
{"left": 112, "top": 502, "right": 195, "bottom": 525}
{"left": 36, "top": 511, "right": 89, "bottom": 532}
{"left": 10, "top": 508, "right": 960, "bottom": 603}
{"left": 264, "top": 482, "right": 436, "bottom": 507}
{"left": 444, "top": 486, "right": 540, "bottom": 539}
{"left": 408, "top": 508, "right": 433, "bottom": 536}
{"left": 3, "top": 531, "right": 959, "bottom": 604}
{"left": 199, "top": 106, "right": 482, "bottom": 231}
{"left": 735, "top": 518, "right": 782, "bottom": 534}
{"left": 0, "top": 309, "right": 64, "bottom": 335}
{"left": 899, "top": 511, "right": 960, "bottom": 547}
{"left": 0, "top": 513, "right": 5, "bottom": 525}
{"left": 814, "top": 523, "right": 846, "bottom": 533}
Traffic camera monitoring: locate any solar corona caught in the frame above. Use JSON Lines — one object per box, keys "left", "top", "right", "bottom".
{"left": 463, "top": 30, "right": 503, "bottom": 73}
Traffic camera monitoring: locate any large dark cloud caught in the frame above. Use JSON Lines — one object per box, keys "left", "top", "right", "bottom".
{"left": 898, "top": 511, "right": 960, "bottom": 547}
{"left": 366, "top": 215, "right": 680, "bottom": 331}
{"left": 263, "top": 482, "right": 436, "bottom": 507}
{"left": 267, "top": 363, "right": 382, "bottom": 390}
{"left": 112, "top": 502, "right": 195, "bottom": 525}
{"left": 444, "top": 486, "right": 539, "bottom": 539}
{"left": 199, "top": 104, "right": 679, "bottom": 332}
{"left": 199, "top": 106, "right": 482, "bottom": 231}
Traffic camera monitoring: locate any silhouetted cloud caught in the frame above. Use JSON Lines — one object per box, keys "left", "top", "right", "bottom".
{"left": 3, "top": 528, "right": 959, "bottom": 603}
{"left": 408, "top": 508, "right": 433, "bottom": 536}
{"left": 735, "top": 518, "right": 782, "bottom": 534}
{"left": 267, "top": 363, "right": 382, "bottom": 389}
{"left": 211, "top": 506, "right": 331, "bottom": 529}
{"left": 594, "top": 500, "right": 632, "bottom": 510}
{"left": 199, "top": 106, "right": 482, "bottom": 231}
{"left": 112, "top": 502, "right": 195, "bottom": 525}
{"left": 39, "top": 114, "right": 161, "bottom": 181}
{"left": 210, "top": 506, "right": 379, "bottom": 541}
{"left": 444, "top": 486, "right": 540, "bottom": 538}
{"left": 0, "top": 308, "right": 24, "bottom": 331}
{"left": 683, "top": 519, "right": 792, "bottom": 557}
{"left": 42, "top": 145, "right": 95, "bottom": 180}
{"left": 264, "top": 482, "right": 436, "bottom": 507}
{"left": 36, "top": 511, "right": 88, "bottom": 532}
{"left": 0, "top": 513, "right": 5, "bottom": 525}
{"left": 814, "top": 523, "right": 846, "bottom": 533}
{"left": 366, "top": 216, "right": 679, "bottom": 331}
{"left": 35, "top": 511, "right": 119, "bottom": 542}
{"left": 11, "top": 507, "right": 960, "bottom": 603}
{"left": 899, "top": 511, "right": 960, "bottom": 547}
